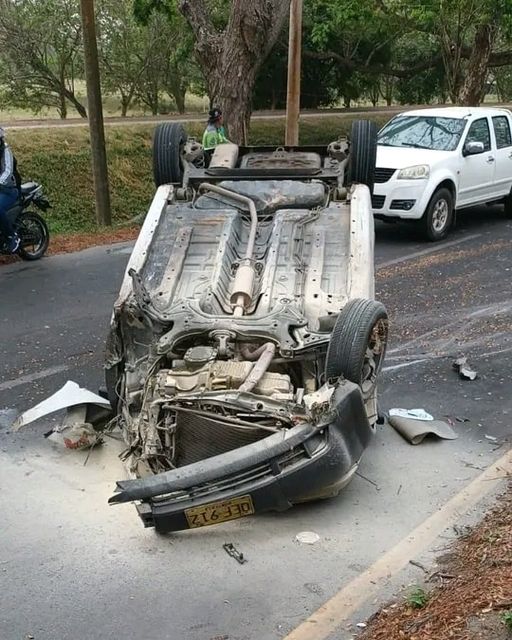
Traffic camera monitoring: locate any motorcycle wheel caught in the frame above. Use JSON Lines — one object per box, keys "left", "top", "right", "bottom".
{"left": 16, "top": 211, "right": 50, "bottom": 261}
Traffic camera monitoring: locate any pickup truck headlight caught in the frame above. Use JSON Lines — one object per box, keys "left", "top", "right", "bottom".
{"left": 397, "top": 165, "right": 430, "bottom": 180}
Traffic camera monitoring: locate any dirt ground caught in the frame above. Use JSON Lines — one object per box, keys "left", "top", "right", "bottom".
{"left": 358, "top": 484, "right": 512, "bottom": 640}
{"left": 0, "top": 227, "right": 139, "bottom": 265}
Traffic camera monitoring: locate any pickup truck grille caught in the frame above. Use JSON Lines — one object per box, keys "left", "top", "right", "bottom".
{"left": 374, "top": 168, "right": 396, "bottom": 183}
{"left": 372, "top": 194, "right": 385, "bottom": 209}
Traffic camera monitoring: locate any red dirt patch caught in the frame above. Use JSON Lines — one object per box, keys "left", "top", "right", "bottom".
{"left": 47, "top": 227, "right": 139, "bottom": 254}
{"left": 0, "top": 227, "right": 139, "bottom": 265}
{"left": 358, "top": 485, "right": 512, "bottom": 640}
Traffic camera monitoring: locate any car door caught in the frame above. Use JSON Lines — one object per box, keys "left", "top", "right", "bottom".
{"left": 491, "top": 114, "right": 512, "bottom": 198}
{"left": 458, "top": 117, "right": 495, "bottom": 207}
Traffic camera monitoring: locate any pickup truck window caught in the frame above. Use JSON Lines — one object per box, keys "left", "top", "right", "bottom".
{"left": 378, "top": 116, "right": 466, "bottom": 151}
{"left": 465, "top": 118, "right": 491, "bottom": 151}
{"left": 492, "top": 116, "right": 512, "bottom": 149}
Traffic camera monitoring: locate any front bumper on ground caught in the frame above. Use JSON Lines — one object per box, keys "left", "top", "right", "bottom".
{"left": 109, "top": 381, "right": 373, "bottom": 533}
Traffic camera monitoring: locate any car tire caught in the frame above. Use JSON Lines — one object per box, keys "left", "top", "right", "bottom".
{"left": 420, "top": 187, "right": 454, "bottom": 241}
{"left": 348, "top": 120, "right": 378, "bottom": 193}
{"left": 325, "top": 298, "right": 388, "bottom": 399}
{"left": 153, "top": 122, "right": 188, "bottom": 187}
{"left": 504, "top": 190, "right": 512, "bottom": 218}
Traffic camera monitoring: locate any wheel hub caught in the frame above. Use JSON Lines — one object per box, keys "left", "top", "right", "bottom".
{"left": 432, "top": 199, "right": 449, "bottom": 232}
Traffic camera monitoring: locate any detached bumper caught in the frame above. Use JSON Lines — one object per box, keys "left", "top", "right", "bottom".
{"left": 109, "top": 381, "right": 372, "bottom": 533}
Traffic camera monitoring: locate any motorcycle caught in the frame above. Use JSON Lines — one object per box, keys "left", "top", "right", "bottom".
{"left": 0, "top": 182, "right": 50, "bottom": 260}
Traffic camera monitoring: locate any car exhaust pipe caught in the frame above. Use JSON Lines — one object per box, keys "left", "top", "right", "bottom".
{"left": 239, "top": 342, "right": 276, "bottom": 393}
{"left": 199, "top": 183, "right": 258, "bottom": 316}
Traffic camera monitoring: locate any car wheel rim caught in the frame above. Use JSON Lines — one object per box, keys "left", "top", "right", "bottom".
{"left": 432, "top": 199, "right": 449, "bottom": 232}
{"left": 361, "top": 318, "right": 388, "bottom": 396}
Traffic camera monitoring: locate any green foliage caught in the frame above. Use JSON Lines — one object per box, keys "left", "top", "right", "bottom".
{"left": 133, "top": 0, "right": 179, "bottom": 24}
{"left": 9, "top": 127, "right": 154, "bottom": 234}
{"left": 0, "top": 0, "right": 84, "bottom": 118}
{"left": 493, "top": 67, "right": 512, "bottom": 101}
{"left": 130, "top": 0, "right": 202, "bottom": 114}
{"left": 501, "top": 611, "right": 512, "bottom": 632}
{"left": 406, "top": 587, "right": 429, "bottom": 609}
{"left": 394, "top": 34, "right": 446, "bottom": 105}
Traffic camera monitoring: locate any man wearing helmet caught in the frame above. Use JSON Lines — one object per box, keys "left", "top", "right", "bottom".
{"left": 0, "top": 128, "right": 21, "bottom": 253}
{"left": 202, "top": 107, "right": 230, "bottom": 153}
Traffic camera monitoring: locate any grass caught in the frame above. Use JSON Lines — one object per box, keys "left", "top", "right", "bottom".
{"left": 7, "top": 113, "right": 391, "bottom": 235}
{"left": 406, "top": 587, "right": 429, "bottom": 609}
{"left": 502, "top": 611, "right": 512, "bottom": 632}
{"left": 9, "top": 125, "right": 154, "bottom": 234}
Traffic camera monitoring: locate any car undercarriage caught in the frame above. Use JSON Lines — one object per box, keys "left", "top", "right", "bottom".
{"left": 105, "top": 121, "right": 389, "bottom": 532}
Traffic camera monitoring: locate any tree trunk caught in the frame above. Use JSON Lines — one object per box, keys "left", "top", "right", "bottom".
{"left": 209, "top": 61, "right": 257, "bottom": 144}
{"left": 271, "top": 88, "right": 276, "bottom": 111}
{"left": 121, "top": 95, "right": 129, "bottom": 117}
{"left": 174, "top": 89, "right": 186, "bottom": 114}
{"left": 58, "top": 88, "right": 67, "bottom": 119}
{"left": 381, "top": 77, "right": 394, "bottom": 106}
{"left": 459, "top": 24, "right": 496, "bottom": 106}
{"left": 179, "top": 0, "right": 291, "bottom": 144}
{"left": 57, "top": 83, "right": 87, "bottom": 118}
{"left": 68, "top": 91, "right": 87, "bottom": 118}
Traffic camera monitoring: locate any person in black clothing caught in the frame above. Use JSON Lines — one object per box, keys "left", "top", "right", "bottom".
{"left": 0, "top": 127, "right": 22, "bottom": 253}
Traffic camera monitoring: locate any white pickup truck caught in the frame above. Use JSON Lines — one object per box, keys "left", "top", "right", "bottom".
{"left": 373, "top": 106, "right": 512, "bottom": 240}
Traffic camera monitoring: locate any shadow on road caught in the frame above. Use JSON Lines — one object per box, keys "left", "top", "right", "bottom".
{"left": 375, "top": 204, "right": 510, "bottom": 245}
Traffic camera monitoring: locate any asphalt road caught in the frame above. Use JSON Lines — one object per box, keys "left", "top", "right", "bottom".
{"left": 1, "top": 207, "right": 511, "bottom": 640}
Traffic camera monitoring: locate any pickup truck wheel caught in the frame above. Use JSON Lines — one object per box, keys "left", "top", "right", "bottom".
{"left": 420, "top": 187, "right": 453, "bottom": 241}
{"left": 504, "top": 191, "right": 512, "bottom": 218}
{"left": 348, "top": 120, "right": 378, "bottom": 193}
{"left": 325, "top": 298, "right": 388, "bottom": 399}
{"left": 153, "top": 122, "right": 187, "bottom": 187}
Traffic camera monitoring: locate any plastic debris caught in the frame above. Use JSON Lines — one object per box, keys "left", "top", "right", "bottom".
{"left": 13, "top": 381, "right": 111, "bottom": 431}
{"left": 223, "top": 543, "right": 247, "bottom": 564}
{"left": 388, "top": 410, "right": 458, "bottom": 445}
{"left": 453, "top": 357, "right": 478, "bottom": 381}
{"left": 45, "top": 405, "right": 99, "bottom": 450}
{"left": 295, "top": 531, "right": 320, "bottom": 545}
{"left": 389, "top": 408, "right": 433, "bottom": 421}
{"left": 303, "top": 383, "right": 335, "bottom": 412}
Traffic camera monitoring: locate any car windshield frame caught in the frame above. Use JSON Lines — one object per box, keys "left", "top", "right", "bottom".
{"left": 378, "top": 115, "right": 468, "bottom": 152}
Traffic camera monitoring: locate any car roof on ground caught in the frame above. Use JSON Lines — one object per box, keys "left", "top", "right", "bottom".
{"left": 396, "top": 106, "right": 512, "bottom": 119}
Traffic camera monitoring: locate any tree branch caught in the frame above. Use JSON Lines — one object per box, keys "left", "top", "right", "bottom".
{"left": 303, "top": 48, "right": 443, "bottom": 79}
{"left": 178, "top": 0, "right": 215, "bottom": 41}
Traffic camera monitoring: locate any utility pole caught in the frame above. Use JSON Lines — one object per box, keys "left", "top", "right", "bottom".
{"left": 80, "top": 0, "right": 111, "bottom": 226}
{"left": 285, "top": 0, "right": 303, "bottom": 146}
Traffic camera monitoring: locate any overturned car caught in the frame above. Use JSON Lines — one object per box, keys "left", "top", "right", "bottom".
{"left": 106, "top": 120, "right": 388, "bottom": 532}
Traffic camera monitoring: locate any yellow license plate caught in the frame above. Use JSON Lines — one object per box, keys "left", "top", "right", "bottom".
{"left": 185, "top": 495, "right": 255, "bottom": 529}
